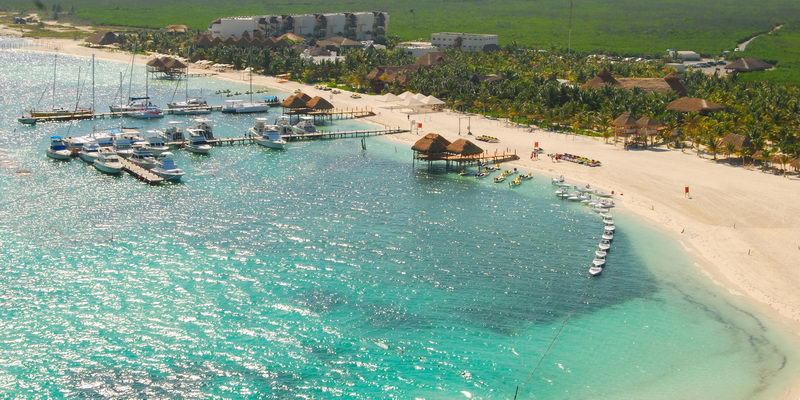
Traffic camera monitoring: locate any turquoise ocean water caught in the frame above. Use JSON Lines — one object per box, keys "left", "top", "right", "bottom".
{"left": 0, "top": 43, "right": 798, "bottom": 399}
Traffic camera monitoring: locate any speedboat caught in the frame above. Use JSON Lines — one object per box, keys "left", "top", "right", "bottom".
{"left": 603, "top": 218, "right": 615, "bottom": 226}
{"left": 185, "top": 132, "right": 212, "bottom": 154}
{"left": 45, "top": 136, "right": 72, "bottom": 160}
{"left": 600, "top": 212, "right": 613, "bottom": 219}
{"left": 493, "top": 175, "right": 506, "bottom": 183}
{"left": 589, "top": 265, "right": 603, "bottom": 277}
{"left": 151, "top": 154, "right": 185, "bottom": 182}
{"left": 221, "top": 99, "right": 269, "bottom": 114}
{"left": 251, "top": 118, "right": 287, "bottom": 150}
{"left": 113, "top": 139, "right": 135, "bottom": 158}
{"left": 509, "top": 177, "right": 522, "bottom": 187}
{"left": 551, "top": 175, "right": 565, "bottom": 185}
{"left": 78, "top": 141, "right": 101, "bottom": 164}
{"left": 130, "top": 147, "right": 158, "bottom": 169}
{"left": 567, "top": 193, "right": 581, "bottom": 201}
{"left": 602, "top": 232, "right": 614, "bottom": 241}
{"left": 597, "top": 200, "right": 615, "bottom": 208}
{"left": 604, "top": 225, "right": 616, "bottom": 232}
{"left": 576, "top": 184, "right": 593, "bottom": 193}
{"left": 521, "top": 173, "right": 533, "bottom": 180}
{"left": 144, "top": 136, "right": 170, "bottom": 155}
{"left": 598, "top": 240, "right": 611, "bottom": 251}
{"left": 293, "top": 116, "right": 316, "bottom": 133}
{"left": 595, "top": 250, "right": 607, "bottom": 258}
{"left": 93, "top": 151, "right": 123, "bottom": 174}
{"left": 596, "top": 192, "right": 613, "bottom": 198}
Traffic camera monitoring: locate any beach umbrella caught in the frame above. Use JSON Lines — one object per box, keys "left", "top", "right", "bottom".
{"left": 412, "top": 93, "right": 427, "bottom": 101}
{"left": 398, "top": 91, "right": 415, "bottom": 100}
{"left": 401, "top": 97, "right": 425, "bottom": 107}
{"left": 445, "top": 139, "right": 484, "bottom": 156}
{"left": 666, "top": 97, "right": 723, "bottom": 114}
{"left": 378, "top": 93, "right": 400, "bottom": 102}
{"left": 422, "top": 95, "right": 445, "bottom": 105}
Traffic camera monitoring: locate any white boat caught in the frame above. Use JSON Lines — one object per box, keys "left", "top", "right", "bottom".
{"left": 592, "top": 207, "right": 607, "bottom": 213}
{"left": 598, "top": 240, "right": 611, "bottom": 251}
{"left": 555, "top": 189, "right": 566, "bottom": 195}
{"left": 602, "top": 232, "right": 614, "bottom": 241}
{"left": 130, "top": 147, "right": 158, "bottom": 169}
{"left": 168, "top": 94, "right": 211, "bottom": 115}
{"left": 551, "top": 175, "right": 565, "bottom": 185}
{"left": 596, "top": 192, "right": 613, "bottom": 198}
{"left": 144, "top": 136, "right": 170, "bottom": 155}
{"left": 189, "top": 119, "right": 214, "bottom": 140}
{"left": 129, "top": 108, "right": 164, "bottom": 119}
{"left": 597, "top": 200, "right": 615, "bottom": 208}
{"left": 293, "top": 116, "right": 316, "bottom": 133}
{"left": 251, "top": 118, "right": 287, "bottom": 150}
{"left": 600, "top": 212, "right": 613, "bottom": 219}
{"left": 45, "top": 136, "right": 72, "bottom": 160}
{"left": 113, "top": 139, "right": 135, "bottom": 158}
{"left": 567, "top": 193, "right": 581, "bottom": 201}
{"left": 576, "top": 184, "right": 593, "bottom": 193}
{"left": 185, "top": 132, "right": 212, "bottom": 154}
{"left": 221, "top": 99, "right": 269, "bottom": 114}
{"left": 78, "top": 141, "right": 101, "bottom": 164}
{"left": 151, "top": 154, "right": 185, "bottom": 182}
{"left": 592, "top": 258, "right": 606, "bottom": 267}
{"left": 589, "top": 266, "right": 603, "bottom": 277}
{"left": 604, "top": 225, "right": 616, "bottom": 232}
{"left": 93, "top": 151, "right": 123, "bottom": 174}
{"left": 603, "top": 218, "right": 615, "bottom": 226}
{"left": 158, "top": 121, "right": 187, "bottom": 142}
{"left": 595, "top": 250, "right": 607, "bottom": 258}
{"left": 111, "top": 96, "right": 157, "bottom": 113}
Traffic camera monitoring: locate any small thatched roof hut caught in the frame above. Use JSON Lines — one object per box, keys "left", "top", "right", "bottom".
{"left": 294, "top": 92, "right": 312, "bottom": 102}
{"left": 636, "top": 116, "right": 663, "bottom": 135}
{"left": 612, "top": 112, "right": 638, "bottom": 128}
{"left": 666, "top": 97, "right": 723, "bottom": 114}
{"left": 194, "top": 34, "right": 213, "bottom": 48}
{"left": 162, "top": 58, "right": 187, "bottom": 69}
{"left": 318, "top": 36, "right": 362, "bottom": 49}
{"left": 412, "top": 134, "right": 451, "bottom": 154}
{"left": 581, "top": 69, "right": 620, "bottom": 89}
{"left": 718, "top": 133, "right": 750, "bottom": 151}
{"left": 146, "top": 57, "right": 166, "bottom": 69}
{"left": 791, "top": 158, "right": 800, "bottom": 169}
{"left": 663, "top": 72, "right": 688, "bottom": 96}
{"left": 85, "top": 31, "right": 119, "bottom": 46}
{"left": 306, "top": 96, "right": 334, "bottom": 110}
{"left": 281, "top": 95, "right": 309, "bottom": 108}
{"left": 446, "top": 139, "right": 484, "bottom": 156}
{"left": 725, "top": 58, "right": 773, "bottom": 72}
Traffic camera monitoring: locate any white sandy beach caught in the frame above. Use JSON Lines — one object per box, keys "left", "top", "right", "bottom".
{"left": 11, "top": 37, "right": 800, "bottom": 398}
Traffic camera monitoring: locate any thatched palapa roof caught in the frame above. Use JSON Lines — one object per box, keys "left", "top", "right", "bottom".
{"left": 581, "top": 69, "right": 620, "bottom": 89}
{"left": 612, "top": 112, "right": 638, "bottom": 128}
{"left": 725, "top": 58, "right": 773, "bottom": 72}
{"left": 85, "top": 31, "right": 119, "bottom": 45}
{"left": 412, "top": 133, "right": 451, "bottom": 154}
{"left": 318, "top": 36, "right": 362, "bottom": 48}
{"left": 666, "top": 97, "right": 723, "bottom": 113}
{"left": 446, "top": 139, "right": 484, "bottom": 156}
{"left": 306, "top": 96, "right": 334, "bottom": 110}
{"left": 165, "top": 24, "right": 189, "bottom": 33}
{"left": 636, "top": 116, "right": 663, "bottom": 135}
{"left": 718, "top": 133, "right": 750, "bottom": 151}
{"left": 281, "top": 95, "right": 309, "bottom": 108}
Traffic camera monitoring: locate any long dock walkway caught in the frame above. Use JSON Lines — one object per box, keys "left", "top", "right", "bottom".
{"left": 165, "top": 128, "right": 409, "bottom": 147}
{"left": 415, "top": 152, "right": 520, "bottom": 167}
{"left": 118, "top": 157, "right": 164, "bottom": 184}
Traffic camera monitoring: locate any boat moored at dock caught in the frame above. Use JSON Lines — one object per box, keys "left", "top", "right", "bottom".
{"left": 93, "top": 151, "right": 123, "bottom": 174}
{"left": 45, "top": 136, "right": 72, "bottom": 161}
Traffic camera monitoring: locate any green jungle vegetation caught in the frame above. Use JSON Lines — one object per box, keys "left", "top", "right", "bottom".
{"left": 3, "top": 0, "right": 800, "bottom": 55}
{"left": 117, "top": 31, "right": 800, "bottom": 170}
{"left": 735, "top": 22, "right": 800, "bottom": 85}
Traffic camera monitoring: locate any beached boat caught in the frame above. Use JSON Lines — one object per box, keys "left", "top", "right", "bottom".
{"left": 185, "top": 132, "right": 212, "bottom": 154}
{"left": 551, "top": 175, "right": 565, "bottom": 185}
{"left": 151, "top": 154, "right": 184, "bottom": 182}
{"left": 589, "top": 265, "right": 603, "bottom": 277}
{"left": 93, "top": 151, "right": 123, "bottom": 174}
{"left": 45, "top": 136, "right": 72, "bottom": 160}
{"left": 78, "top": 141, "right": 101, "bottom": 164}
{"left": 603, "top": 218, "right": 615, "bottom": 226}
{"left": 604, "top": 225, "right": 616, "bottom": 232}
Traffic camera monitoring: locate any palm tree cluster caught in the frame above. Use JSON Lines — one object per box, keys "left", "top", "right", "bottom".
{"left": 117, "top": 31, "right": 800, "bottom": 168}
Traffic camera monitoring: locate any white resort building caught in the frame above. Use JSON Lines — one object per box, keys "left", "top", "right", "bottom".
{"left": 431, "top": 32, "right": 498, "bottom": 51}
{"left": 208, "top": 12, "right": 389, "bottom": 42}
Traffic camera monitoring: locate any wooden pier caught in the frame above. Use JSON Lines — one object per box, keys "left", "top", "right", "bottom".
{"left": 118, "top": 157, "right": 165, "bottom": 184}
{"left": 285, "top": 108, "right": 375, "bottom": 122}
{"left": 165, "top": 128, "right": 408, "bottom": 147}
{"left": 415, "top": 152, "right": 520, "bottom": 168}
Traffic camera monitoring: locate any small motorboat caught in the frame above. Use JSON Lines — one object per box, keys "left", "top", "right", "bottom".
{"left": 130, "top": 147, "right": 158, "bottom": 169}
{"left": 185, "top": 133, "right": 212, "bottom": 155}
{"left": 78, "top": 141, "right": 101, "bottom": 164}
{"left": 521, "top": 173, "right": 534, "bottom": 180}
{"left": 458, "top": 169, "right": 471, "bottom": 176}
{"left": 600, "top": 212, "right": 613, "bottom": 219}
{"left": 602, "top": 232, "right": 614, "bottom": 241}
{"left": 595, "top": 250, "right": 607, "bottom": 258}
{"left": 589, "top": 266, "right": 603, "bottom": 277}
{"left": 551, "top": 175, "right": 565, "bottom": 185}
{"left": 493, "top": 175, "right": 506, "bottom": 183}
{"left": 592, "top": 207, "right": 607, "bottom": 213}
{"left": 604, "top": 225, "right": 616, "bottom": 232}
{"left": 45, "top": 136, "right": 72, "bottom": 161}
{"left": 509, "top": 177, "right": 522, "bottom": 187}
{"left": 252, "top": 118, "right": 287, "bottom": 150}
{"left": 489, "top": 164, "right": 501, "bottom": 171}
{"left": 93, "top": 151, "right": 123, "bottom": 175}
{"left": 567, "top": 193, "right": 581, "bottom": 201}
{"left": 597, "top": 200, "right": 615, "bottom": 208}
{"left": 151, "top": 154, "right": 185, "bottom": 182}
{"left": 603, "top": 218, "right": 615, "bottom": 226}
{"left": 557, "top": 192, "right": 570, "bottom": 199}
{"left": 592, "top": 258, "right": 606, "bottom": 267}
{"left": 144, "top": 136, "right": 170, "bottom": 155}
{"left": 576, "top": 184, "right": 593, "bottom": 193}
{"left": 596, "top": 192, "right": 613, "bottom": 198}
{"left": 598, "top": 240, "right": 611, "bottom": 251}
{"left": 555, "top": 189, "right": 566, "bottom": 195}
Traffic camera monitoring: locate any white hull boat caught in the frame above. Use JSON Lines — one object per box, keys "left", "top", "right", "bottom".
{"left": 589, "top": 266, "right": 603, "bottom": 276}
{"left": 93, "top": 152, "right": 123, "bottom": 174}
{"left": 46, "top": 136, "right": 72, "bottom": 160}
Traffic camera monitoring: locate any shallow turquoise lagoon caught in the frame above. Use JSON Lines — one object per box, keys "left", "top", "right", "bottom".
{"left": 0, "top": 43, "right": 797, "bottom": 399}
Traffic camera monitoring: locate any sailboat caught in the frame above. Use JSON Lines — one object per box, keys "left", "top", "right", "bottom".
{"left": 167, "top": 73, "right": 211, "bottom": 115}
{"left": 110, "top": 46, "right": 163, "bottom": 118}
{"left": 221, "top": 62, "right": 268, "bottom": 113}
{"left": 19, "top": 54, "right": 92, "bottom": 124}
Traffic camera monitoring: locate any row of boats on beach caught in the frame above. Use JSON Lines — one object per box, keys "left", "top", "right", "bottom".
{"left": 45, "top": 115, "right": 319, "bottom": 181}
{"left": 552, "top": 176, "right": 617, "bottom": 276}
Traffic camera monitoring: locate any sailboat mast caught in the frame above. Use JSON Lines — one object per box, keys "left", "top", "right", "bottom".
{"left": 52, "top": 54, "right": 57, "bottom": 109}
{"left": 91, "top": 54, "right": 95, "bottom": 114}
{"left": 73, "top": 66, "right": 82, "bottom": 112}
{"left": 185, "top": 72, "right": 189, "bottom": 101}
{"left": 127, "top": 45, "right": 136, "bottom": 100}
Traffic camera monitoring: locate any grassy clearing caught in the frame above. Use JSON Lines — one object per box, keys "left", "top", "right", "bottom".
{"left": 3, "top": 0, "right": 799, "bottom": 55}
{"left": 736, "top": 21, "right": 800, "bottom": 85}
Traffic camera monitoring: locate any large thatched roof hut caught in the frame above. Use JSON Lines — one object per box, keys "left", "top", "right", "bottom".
{"left": 581, "top": 69, "right": 620, "bottom": 89}
{"left": 636, "top": 116, "right": 663, "bottom": 135}
{"left": 85, "top": 31, "right": 119, "bottom": 46}
{"left": 718, "top": 133, "right": 750, "bottom": 152}
{"left": 446, "top": 139, "right": 484, "bottom": 156}
{"left": 281, "top": 94, "right": 309, "bottom": 109}
{"left": 666, "top": 97, "right": 723, "bottom": 114}
{"left": 725, "top": 58, "right": 773, "bottom": 72}
{"left": 412, "top": 133, "right": 451, "bottom": 155}
{"left": 306, "top": 96, "right": 334, "bottom": 110}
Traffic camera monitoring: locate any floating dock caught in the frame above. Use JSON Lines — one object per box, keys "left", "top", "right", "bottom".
{"left": 117, "top": 157, "right": 165, "bottom": 184}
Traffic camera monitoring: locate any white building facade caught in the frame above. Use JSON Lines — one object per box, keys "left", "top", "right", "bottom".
{"left": 397, "top": 41, "right": 439, "bottom": 58}
{"left": 209, "top": 12, "right": 389, "bottom": 42}
{"left": 431, "top": 32, "right": 498, "bottom": 51}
